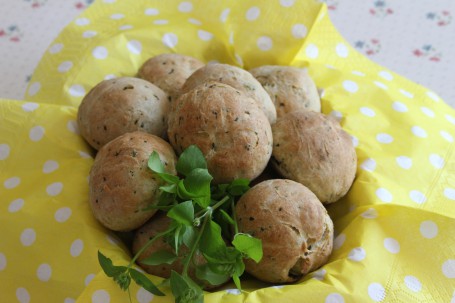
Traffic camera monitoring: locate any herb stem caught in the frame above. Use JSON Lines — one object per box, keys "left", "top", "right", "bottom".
{"left": 231, "top": 200, "right": 239, "bottom": 235}
{"left": 128, "top": 228, "right": 173, "bottom": 267}
{"left": 183, "top": 212, "right": 211, "bottom": 276}
{"left": 212, "top": 195, "right": 230, "bottom": 211}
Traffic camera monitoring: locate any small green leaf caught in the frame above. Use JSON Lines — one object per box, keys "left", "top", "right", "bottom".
{"left": 98, "top": 251, "right": 128, "bottom": 277}
{"left": 199, "top": 220, "right": 226, "bottom": 256}
{"left": 157, "top": 172, "right": 180, "bottom": 184}
{"left": 160, "top": 183, "right": 177, "bottom": 194}
{"left": 113, "top": 271, "right": 131, "bottom": 291}
{"left": 141, "top": 250, "right": 178, "bottom": 266}
{"left": 130, "top": 268, "right": 165, "bottom": 296}
{"left": 170, "top": 271, "right": 203, "bottom": 303}
{"left": 148, "top": 151, "right": 165, "bottom": 173}
{"left": 232, "top": 274, "right": 242, "bottom": 291}
{"left": 182, "top": 226, "right": 197, "bottom": 248}
{"left": 184, "top": 168, "right": 212, "bottom": 207}
{"left": 167, "top": 201, "right": 194, "bottom": 226}
{"left": 228, "top": 178, "right": 250, "bottom": 196}
{"left": 232, "top": 233, "right": 263, "bottom": 263}
{"left": 196, "top": 264, "right": 230, "bottom": 286}
{"left": 148, "top": 151, "right": 179, "bottom": 183}
{"left": 176, "top": 145, "right": 207, "bottom": 176}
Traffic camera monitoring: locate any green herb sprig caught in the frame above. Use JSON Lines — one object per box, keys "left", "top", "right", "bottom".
{"left": 98, "top": 145, "right": 262, "bottom": 303}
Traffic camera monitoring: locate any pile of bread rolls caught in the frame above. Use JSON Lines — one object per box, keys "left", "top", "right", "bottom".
{"left": 78, "top": 53, "right": 357, "bottom": 285}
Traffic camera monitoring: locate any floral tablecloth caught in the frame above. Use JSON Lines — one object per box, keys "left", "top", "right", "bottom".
{"left": 0, "top": 0, "right": 454, "bottom": 108}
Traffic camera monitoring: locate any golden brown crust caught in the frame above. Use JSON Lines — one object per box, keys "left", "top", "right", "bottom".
{"left": 181, "top": 63, "right": 277, "bottom": 124}
{"left": 271, "top": 111, "right": 357, "bottom": 203}
{"left": 235, "top": 179, "right": 333, "bottom": 283}
{"left": 168, "top": 81, "right": 273, "bottom": 184}
{"left": 137, "top": 53, "right": 204, "bottom": 102}
{"left": 249, "top": 65, "right": 321, "bottom": 118}
{"left": 89, "top": 131, "right": 177, "bottom": 231}
{"left": 77, "top": 77, "right": 169, "bottom": 150}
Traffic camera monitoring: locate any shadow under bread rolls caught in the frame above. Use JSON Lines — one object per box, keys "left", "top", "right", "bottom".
{"left": 132, "top": 213, "right": 221, "bottom": 290}
{"left": 137, "top": 53, "right": 204, "bottom": 103}
{"left": 235, "top": 179, "right": 333, "bottom": 283}
{"left": 89, "top": 131, "right": 177, "bottom": 231}
{"left": 167, "top": 81, "right": 273, "bottom": 184}
{"left": 181, "top": 63, "right": 277, "bottom": 124}
{"left": 271, "top": 110, "right": 357, "bottom": 204}
{"left": 249, "top": 65, "right": 321, "bottom": 118}
{"left": 77, "top": 77, "right": 169, "bottom": 150}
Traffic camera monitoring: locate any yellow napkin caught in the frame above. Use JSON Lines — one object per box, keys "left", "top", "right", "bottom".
{"left": 1, "top": 0, "right": 454, "bottom": 302}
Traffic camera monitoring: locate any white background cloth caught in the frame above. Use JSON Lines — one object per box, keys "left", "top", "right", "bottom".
{"left": 0, "top": 0, "right": 454, "bottom": 108}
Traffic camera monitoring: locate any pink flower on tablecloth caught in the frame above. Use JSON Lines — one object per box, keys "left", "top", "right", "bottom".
{"left": 319, "top": 0, "right": 339, "bottom": 11}
{"left": 412, "top": 45, "right": 442, "bottom": 62}
{"left": 75, "top": 0, "right": 94, "bottom": 10}
{"left": 354, "top": 39, "right": 382, "bottom": 56}
{"left": 426, "top": 11, "right": 452, "bottom": 26}
{"left": 369, "top": 0, "right": 393, "bottom": 18}
{"left": 0, "top": 25, "right": 24, "bottom": 42}
{"left": 23, "top": 0, "right": 47, "bottom": 8}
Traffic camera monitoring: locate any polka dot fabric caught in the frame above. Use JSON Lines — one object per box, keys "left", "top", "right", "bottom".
{"left": 0, "top": 0, "right": 453, "bottom": 302}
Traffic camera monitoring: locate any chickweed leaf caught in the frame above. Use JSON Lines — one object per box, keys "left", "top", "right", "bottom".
{"left": 148, "top": 152, "right": 180, "bottom": 184}
{"left": 232, "top": 274, "right": 242, "bottom": 291}
{"left": 98, "top": 251, "right": 128, "bottom": 277}
{"left": 196, "top": 264, "right": 230, "bottom": 286}
{"left": 170, "top": 271, "right": 203, "bottom": 303}
{"left": 130, "top": 268, "right": 165, "bottom": 296}
{"left": 113, "top": 271, "right": 131, "bottom": 291}
{"left": 183, "top": 168, "right": 212, "bottom": 207}
{"left": 232, "top": 233, "right": 263, "bottom": 263}
{"left": 182, "top": 226, "right": 197, "bottom": 248}
{"left": 160, "top": 183, "right": 178, "bottom": 194}
{"left": 167, "top": 201, "right": 194, "bottom": 226}
{"left": 141, "top": 250, "right": 178, "bottom": 266}
{"left": 176, "top": 145, "right": 207, "bottom": 176}
{"left": 199, "top": 220, "right": 226, "bottom": 256}
{"left": 227, "top": 178, "right": 250, "bottom": 196}
{"left": 148, "top": 151, "right": 165, "bottom": 173}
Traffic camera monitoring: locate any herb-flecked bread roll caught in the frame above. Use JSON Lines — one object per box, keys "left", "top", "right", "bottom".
{"left": 137, "top": 53, "right": 204, "bottom": 102}
{"left": 181, "top": 63, "right": 277, "bottom": 124}
{"left": 89, "top": 131, "right": 177, "bottom": 231}
{"left": 132, "top": 213, "right": 220, "bottom": 289}
{"left": 235, "top": 179, "right": 333, "bottom": 283}
{"left": 249, "top": 65, "right": 321, "bottom": 118}
{"left": 272, "top": 110, "right": 357, "bottom": 203}
{"left": 77, "top": 77, "right": 169, "bottom": 150}
{"left": 168, "top": 81, "right": 273, "bottom": 184}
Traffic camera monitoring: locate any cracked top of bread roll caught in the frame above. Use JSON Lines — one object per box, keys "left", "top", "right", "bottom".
{"left": 249, "top": 65, "right": 321, "bottom": 118}
{"left": 168, "top": 81, "right": 273, "bottom": 184}
{"left": 181, "top": 63, "right": 277, "bottom": 124}
{"left": 235, "top": 179, "right": 333, "bottom": 283}
{"left": 271, "top": 110, "right": 357, "bottom": 203}
{"left": 89, "top": 131, "right": 177, "bottom": 231}
{"left": 77, "top": 77, "right": 169, "bottom": 150}
{"left": 137, "top": 53, "right": 204, "bottom": 102}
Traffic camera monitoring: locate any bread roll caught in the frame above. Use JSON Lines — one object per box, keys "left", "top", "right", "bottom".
{"left": 272, "top": 110, "right": 357, "bottom": 203}
{"left": 249, "top": 65, "right": 321, "bottom": 117}
{"left": 235, "top": 179, "right": 333, "bottom": 283}
{"left": 168, "top": 81, "right": 273, "bottom": 184}
{"left": 77, "top": 77, "right": 169, "bottom": 150}
{"left": 89, "top": 131, "right": 177, "bottom": 231}
{"left": 137, "top": 53, "right": 204, "bottom": 102}
{"left": 181, "top": 63, "right": 277, "bottom": 124}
